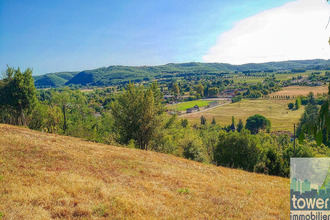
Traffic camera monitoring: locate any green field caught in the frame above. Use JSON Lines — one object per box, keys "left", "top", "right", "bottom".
{"left": 181, "top": 99, "right": 305, "bottom": 132}
{"left": 166, "top": 100, "right": 212, "bottom": 111}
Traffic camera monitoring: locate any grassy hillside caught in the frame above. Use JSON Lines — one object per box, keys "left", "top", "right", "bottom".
{"left": 33, "top": 59, "right": 330, "bottom": 88}
{"left": 0, "top": 124, "right": 289, "bottom": 219}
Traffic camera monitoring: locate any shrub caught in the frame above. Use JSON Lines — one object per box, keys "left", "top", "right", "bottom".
{"left": 181, "top": 119, "right": 189, "bottom": 128}
{"left": 255, "top": 146, "right": 286, "bottom": 177}
{"left": 232, "top": 95, "right": 242, "bottom": 103}
{"left": 214, "top": 130, "right": 262, "bottom": 171}
{"left": 282, "top": 143, "right": 314, "bottom": 174}
{"left": 288, "top": 103, "right": 294, "bottom": 109}
{"left": 178, "top": 188, "right": 190, "bottom": 194}
{"left": 180, "top": 135, "right": 208, "bottom": 163}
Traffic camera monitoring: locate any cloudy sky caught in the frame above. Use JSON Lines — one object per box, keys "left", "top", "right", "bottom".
{"left": 0, "top": 0, "right": 329, "bottom": 75}
{"left": 203, "top": 0, "right": 330, "bottom": 64}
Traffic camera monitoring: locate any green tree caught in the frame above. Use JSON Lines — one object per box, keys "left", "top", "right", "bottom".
{"left": 52, "top": 88, "right": 87, "bottom": 135}
{"left": 171, "top": 83, "right": 180, "bottom": 94}
{"left": 110, "top": 82, "right": 164, "bottom": 150}
{"left": 315, "top": 83, "right": 329, "bottom": 146}
{"left": 214, "top": 130, "right": 262, "bottom": 171}
{"left": 245, "top": 114, "right": 271, "bottom": 134}
{"left": 0, "top": 66, "right": 36, "bottom": 126}
{"left": 288, "top": 103, "right": 294, "bottom": 109}
{"left": 180, "top": 134, "right": 208, "bottom": 163}
{"left": 256, "top": 146, "right": 286, "bottom": 177}
{"left": 195, "top": 84, "right": 204, "bottom": 97}
{"left": 181, "top": 119, "right": 189, "bottom": 128}
{"left": 297, "top": 85, "right": 330, "bottom": 146}
{"left": 295, "top": 97, "right": 301, "bottom": 109}
{"left": 211, "top": 117, "right": 216, "bottom": 125}
{"left": 297, "top": 93, "right": 320, "bottom": 142}
{"left": 237, "top": 119, "right": 244, "bottom": 132}
{"left": 208, "top": 87, "right": 219, "bottom": 97}
{"left": 53, "top": 88, "right": 71, "bottom": 134}
{"left": 200, "top": 115, "right": 206, "bottom": 125}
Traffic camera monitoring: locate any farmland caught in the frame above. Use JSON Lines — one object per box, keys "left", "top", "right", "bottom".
{"left": 181, "top": 99, "right": 305, "bottom": 132}
{"left": 0, "top": 124, "right": 289, "bottom": 219}
{"left": 270, "top": 85, "right": 328, "bottom": 98}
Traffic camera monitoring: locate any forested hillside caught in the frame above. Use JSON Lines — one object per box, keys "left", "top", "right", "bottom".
{"left": 34, "top": 71, "right": 79, "bottom": 88}
{"left": 33, "top": 59, "right": 330, "bottom": 88}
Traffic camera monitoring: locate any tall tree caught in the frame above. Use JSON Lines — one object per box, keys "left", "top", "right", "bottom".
{"left": 171, "top": 83, "right": 180, "bottom": 94}
{"left": 208, "top": 87, "right": 219, "bottom": 97}
{"left": 315, "top": 83, "right": 330, "bottom": 146}
{"left": 295, "top": 97, "right": 302, "bottom": 109}
{"left": 200, "top": 115, "right": 206, "bottom": 125}
{"left": 0, "top": 66, "right": 36, "bottom": 125}
{"left": 196, "top": 84, "right": 204, "bottom": 97}
{"left": 53, "top": 88, "right": 71, "bottom": 134}
{"left": 237, "top": 119, "right": 244, "bottom": 132}
{"left": 297, "top": 92, "right": 319, "bottom": 141}
{"left": 110, "top": 82, "right": 164, "bottom": 150}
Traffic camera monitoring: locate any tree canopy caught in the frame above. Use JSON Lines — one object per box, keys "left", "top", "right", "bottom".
{"left": 245, "top": 114, "right": 271, "bottom": 134}
{"left": 0, "top": 66, "right": 36, "bottom": 125}
{"left": 110, "top": 82, "right": 164, "bottom": 150}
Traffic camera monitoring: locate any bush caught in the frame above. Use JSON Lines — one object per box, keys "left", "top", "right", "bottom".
{"left": 288, "top": 103, "right": 294, "bottom": 109}
{"left": 214, "top": 130, "right": 262, "bottom": 171}
{"left": 255, "top": 146, "right": 286, "bottom": 177}
{"left": 282, "top": 143, "right": 314, "bottom": 174}
{"left": 180, "top": 134, "right": 208, "bottom": 163}
{"left": 232, "top": 95, "right": 242, "bottom": 103}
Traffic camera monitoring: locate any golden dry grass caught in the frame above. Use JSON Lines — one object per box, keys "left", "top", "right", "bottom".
{"left": 270, "top": 85, "right": 328, "bottom": 98}
{"left": 0, "top": 124, "right": 289, "bottom": 219}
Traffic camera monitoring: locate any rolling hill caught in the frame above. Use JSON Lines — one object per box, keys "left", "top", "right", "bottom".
{"left": 33, "top": 59, "right": 330, "bottom": 88}
{"left": 33, "top": 71, "right": 79, "bottom": 88}
{"left": 0, "top": 124, "right": 289, "bottom": 219}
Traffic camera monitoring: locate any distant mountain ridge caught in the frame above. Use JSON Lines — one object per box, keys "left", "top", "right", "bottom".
{"left": 33, "top": 59, "right": 330, "bottom": 88}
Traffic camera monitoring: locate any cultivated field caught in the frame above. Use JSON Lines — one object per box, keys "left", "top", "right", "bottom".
{"left": 270, "top": 85, "right": 328, "bottom": 98}
{"left": 182, "top": 99, "right": 305, "bottom": 132}
{"left": 0, "top": 124, "right": 289, "bottom": 219}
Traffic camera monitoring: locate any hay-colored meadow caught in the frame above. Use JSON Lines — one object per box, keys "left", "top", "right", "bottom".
{"left": 182, "top": 99, "right": 304, "bottom": 132}
{"left": 270, "top": 85, "right": 328, "bottom": 98}
{"left": 0, "top": 124, "right": 289, "bottom": 219}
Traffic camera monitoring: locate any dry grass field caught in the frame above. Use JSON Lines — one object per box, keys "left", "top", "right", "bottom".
{"left": 182, "top": 99, "right": 304, "bottom": 132}
{"left": 270, "top": 85, "right": 328, "bottom": 98}
{"left": 0, "top": 124, "right": 289, "bottom": 219}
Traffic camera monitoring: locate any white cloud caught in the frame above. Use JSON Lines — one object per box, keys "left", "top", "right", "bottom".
{"left": 202, "top": 0, "right": 330, "bottom": 64}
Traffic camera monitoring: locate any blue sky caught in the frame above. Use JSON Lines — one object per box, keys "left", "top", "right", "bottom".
{"left": 0, "top": 0, "right": 307, "bottom": 75}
